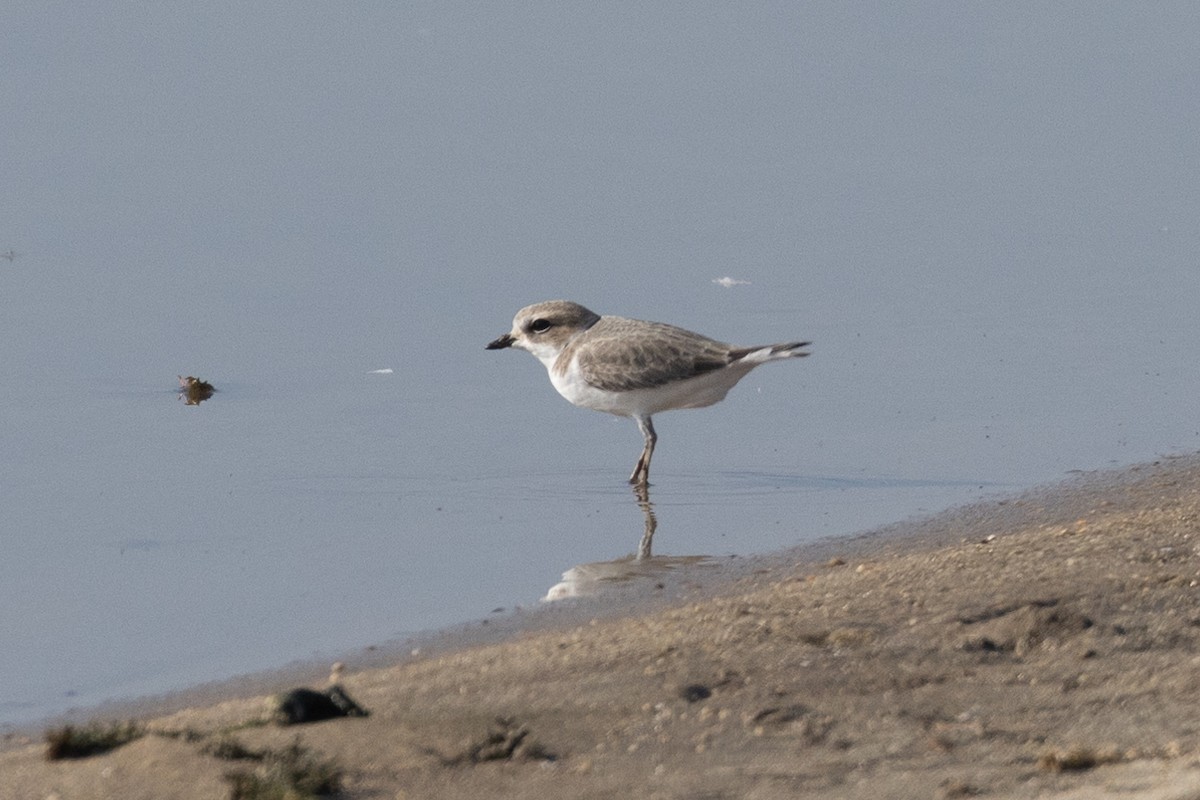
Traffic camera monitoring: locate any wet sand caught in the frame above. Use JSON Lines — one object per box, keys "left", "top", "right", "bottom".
{"left": 5, "top": 456, "right": 1200, "bottom": 799}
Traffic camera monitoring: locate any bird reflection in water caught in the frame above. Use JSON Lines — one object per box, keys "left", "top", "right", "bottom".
{"left": 633, "top": 481, "right": 656, "bottom": 559}
{"left": 543, "top": 482, "right": 712, "bottom": 601}
{"left": 177, "top": 375, "right": 216, "bottom": 405}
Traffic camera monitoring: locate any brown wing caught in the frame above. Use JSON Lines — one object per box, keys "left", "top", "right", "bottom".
{"left": 574, "top": 319, "right": 733, "bottom": 392}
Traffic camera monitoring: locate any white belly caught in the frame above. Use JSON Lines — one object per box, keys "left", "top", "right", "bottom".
{"left": 548, "top": 358, "right": 754, "bottom": 418}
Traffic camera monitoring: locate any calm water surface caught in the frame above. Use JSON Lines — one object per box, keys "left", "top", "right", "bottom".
{"left": 3, "top": 4, "right": 1199, "bottom": 725}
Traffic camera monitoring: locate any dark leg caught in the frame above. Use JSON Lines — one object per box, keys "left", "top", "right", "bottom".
{"left": 628, "top": 415, "right": 657, "bottom": 486}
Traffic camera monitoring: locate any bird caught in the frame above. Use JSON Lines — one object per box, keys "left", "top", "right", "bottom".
{"left": 486, "top": 300, "right": 810, "bottom": 485}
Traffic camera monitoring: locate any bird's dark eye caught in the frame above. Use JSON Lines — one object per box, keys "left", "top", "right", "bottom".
{"left": 530, "top": 318, "right": 552, "bottom": 333}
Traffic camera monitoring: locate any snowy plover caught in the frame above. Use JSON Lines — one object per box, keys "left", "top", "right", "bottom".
{"left": 486, "top": 300, "right": 810, "bottom": 485}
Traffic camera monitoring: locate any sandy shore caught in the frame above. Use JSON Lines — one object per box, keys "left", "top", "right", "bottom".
{"left": 5, "top": 456, "right": 1200, "bottom": 799}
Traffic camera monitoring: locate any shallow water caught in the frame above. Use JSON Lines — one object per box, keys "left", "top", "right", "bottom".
{"left": 3, "top": 4, "right": 1199, "bottom": 725}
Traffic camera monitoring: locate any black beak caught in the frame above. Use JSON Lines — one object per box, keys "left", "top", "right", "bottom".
{"left": 486, "top": 333, "right": 516, "bottom": 350}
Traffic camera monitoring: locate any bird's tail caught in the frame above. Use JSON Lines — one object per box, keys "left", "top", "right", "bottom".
{"left": 731, "top": 341, "right": 811, "bottom": 364}
{"left": 769, "top": 341, "right": 811, "bottom": 357}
